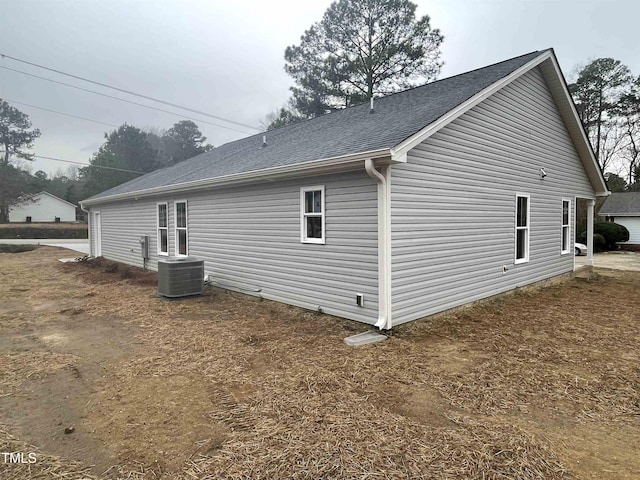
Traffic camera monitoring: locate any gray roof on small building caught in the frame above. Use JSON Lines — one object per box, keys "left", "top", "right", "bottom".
{"left": 599, "top": 192, "right": 640, "bottom": 215}
{"left": 85, "top": 50, "right": 547, "bottom": 202}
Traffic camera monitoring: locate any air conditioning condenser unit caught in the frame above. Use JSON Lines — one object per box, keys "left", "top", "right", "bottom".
{"left": 157, "top": 257, "right": 204, "bottom": 298}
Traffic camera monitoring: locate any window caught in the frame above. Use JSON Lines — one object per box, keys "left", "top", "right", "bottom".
{"left": 157, "top": 203, "right": 168, "bottom": 255}
{"left": 175, "top": 200, "right": 188, "bottom": 256}
{"left": 515, "top": 194, "right": 529, "bottom": 264}
{"left": 301, "top": 186, "right": 325, "bottom": 244}
{"left": 561, "top": 199, "right": 571, "bottom": 254}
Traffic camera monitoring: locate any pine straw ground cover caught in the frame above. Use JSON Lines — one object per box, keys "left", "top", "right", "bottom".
{"left": 0, "top": 248, "right": 639, "bottom": 479}
{"left": 0, "top": 351, "right": 78, "bottom": 398}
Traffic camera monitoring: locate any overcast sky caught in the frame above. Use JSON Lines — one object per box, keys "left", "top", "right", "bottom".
{"left": 1, "top": 0, "right": 638, "bottom": 176}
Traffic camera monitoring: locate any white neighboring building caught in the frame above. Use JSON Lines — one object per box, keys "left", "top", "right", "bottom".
{"left": 599, "top": 192, "right": 640, "bottom": 245}
{"left": 9, "top": 191, "right": 77, "bottom": 223}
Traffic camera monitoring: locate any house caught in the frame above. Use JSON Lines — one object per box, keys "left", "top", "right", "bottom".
{"left": 599, "top": 192, "right": 640, "bottom": 245}
{"left": 9, "top": 191, "right": 77, "bottom": 223}
{"left": 80, "top": 49, "right": 608, "bottom": 329}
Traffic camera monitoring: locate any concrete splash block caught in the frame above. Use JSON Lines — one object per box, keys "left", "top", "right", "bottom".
{"left": 344, "top": 331, "right": 388, "bottom": 346}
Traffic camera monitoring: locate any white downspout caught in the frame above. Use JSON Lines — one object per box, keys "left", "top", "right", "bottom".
{"left": 365, "top": 159, "right": 392, "bottom": 330}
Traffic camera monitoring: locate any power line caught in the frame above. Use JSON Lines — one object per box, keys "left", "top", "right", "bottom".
{"left": 33, "top": 154, "right": 143, "bottom": 174}
{"left": 0, "top": 52, "right": 261, "bottom": 131}
{"left": 5, "top": 98, "right": 119, "bottom": 128}
{"left": 0, "top": 65, "right": 256, "bottom": 135}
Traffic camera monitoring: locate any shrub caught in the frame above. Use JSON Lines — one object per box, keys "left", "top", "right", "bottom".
{"left": 595, "top": 222, "right": 629, "bottom": 249}
{"left": 576, "top": 233, "right": 606, "bottom": 252}
{"left": 0, "top": 244, "right": 38, "bottom": 253}
{"left": 593, "top": 233, "right": 606, "bottom": 252}
{"left": 0, "top": 227, "right": 88, "bottom": 239}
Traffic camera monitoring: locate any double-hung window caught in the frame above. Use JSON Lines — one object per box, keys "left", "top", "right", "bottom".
{"left": 561, "top": 199, "right": 571, "bottom": 254}
{"left": 301, "top": 186, "right": 325, "bottom": 244}
{"left": 157, "top": 203, "right": 168, "bottom": 256}
{"left": 515, "top": 194, "right": 530, "bottom": 264}
{"left": 175, "top": 200, "right": 188, "bottom": 256}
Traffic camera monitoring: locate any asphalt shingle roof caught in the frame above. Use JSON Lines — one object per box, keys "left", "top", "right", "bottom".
{"left": 599, "top": 192, "right": 640, "bottom": 215}
{"left": 85, "top": 50, "right": 546, "bottom": 202}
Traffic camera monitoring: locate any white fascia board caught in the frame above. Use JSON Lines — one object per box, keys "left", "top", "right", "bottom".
{"left": 390, "top": 51, "right": 554, "bottom": 159}
{"left": 542, "top": 53, "right": 610, "bottom": 197}
{"left": 81, "top": 148, "right": 392, "bottom": 207}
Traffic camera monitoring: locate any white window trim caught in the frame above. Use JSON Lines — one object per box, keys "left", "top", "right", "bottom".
{"left": 514, "top": 193, "right": 530, "bottom": 264}
{"left": 300, "top": 185, "right": 325, "bottom": 244}
{"left": 157, "top": 202, "right": 169, "bottom": 256}
{"left": 174, "top": 200, "right": 188, "bottom": 257}
{"left": 561, "top": 198, "right": 571, "bottom": 255}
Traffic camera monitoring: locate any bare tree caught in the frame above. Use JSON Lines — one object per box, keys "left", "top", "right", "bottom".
{"left": 569, "top": 58, "right": 632, "bottom": 166}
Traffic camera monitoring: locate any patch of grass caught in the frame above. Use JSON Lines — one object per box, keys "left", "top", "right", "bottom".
{"left": 0, "top": 244, "right": 38, "bottom": 253}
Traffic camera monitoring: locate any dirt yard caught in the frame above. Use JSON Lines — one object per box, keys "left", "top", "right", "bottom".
{"left": 0, "top": 247, "right": 638, "bottom": 479}
{"left": 592, "top": 251, "right": 640, "bottom": 272}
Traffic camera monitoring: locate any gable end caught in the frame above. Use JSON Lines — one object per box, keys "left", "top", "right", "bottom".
{"left": 391, "top": 50, "right": 608, "bottom": 197}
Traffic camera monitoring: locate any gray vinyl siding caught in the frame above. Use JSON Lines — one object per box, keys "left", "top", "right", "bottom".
{"left": 390, "top": 67, "right": 595, "bottom": 325}
{"left": 88, "top": 170, "right": 379, "bottom": 324}
{"left": 90, "top": 200, "right": 159, "bottom": 269}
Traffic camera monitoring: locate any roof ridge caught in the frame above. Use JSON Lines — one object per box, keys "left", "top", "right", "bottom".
{"left": 154, "top": 50, "right": 546, "bottom": 160}
{"left": 264, "top": 49, "right": 544, "bottom": 135}
{"left": 355, "top": 49, "right": 544, "bottom": 105}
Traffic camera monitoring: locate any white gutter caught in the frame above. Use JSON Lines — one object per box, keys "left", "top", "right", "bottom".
{"left": 597, "top": 213, "right": 639, "bottom": 217}
{"left": 81, "top": 148, "right": 392, "bottom": 208}
{"left": 364, "top": 159, "right": 392, "bottom": 330}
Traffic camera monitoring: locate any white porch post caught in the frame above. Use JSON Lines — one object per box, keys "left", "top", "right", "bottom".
{"left": 586, "top": 199, "right": 595, "bottom": 267}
